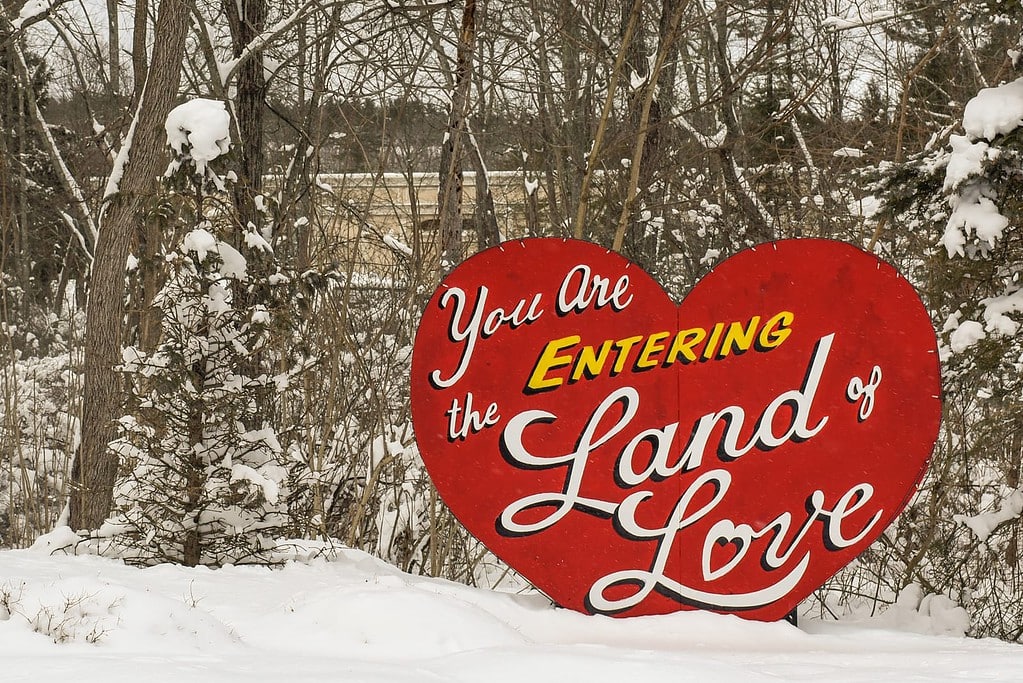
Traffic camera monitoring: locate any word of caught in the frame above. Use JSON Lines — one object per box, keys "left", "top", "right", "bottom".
{"left": 846, "top": 366, "right": 883, "bottom": 421}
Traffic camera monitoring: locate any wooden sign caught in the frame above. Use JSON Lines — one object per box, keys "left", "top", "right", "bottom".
{"left": 410, "top": 238, "right": 941, "bottom": 621}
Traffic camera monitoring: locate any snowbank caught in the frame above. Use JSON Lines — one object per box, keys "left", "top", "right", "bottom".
{"left": 2, "top": 537, "right": 1022, "bottom": 682}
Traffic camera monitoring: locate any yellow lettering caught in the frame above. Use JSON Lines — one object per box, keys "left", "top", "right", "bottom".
{"left": 718, "top": 316, "right": 761, "bottom": 358}
{"left": 523, "top": 312, "right": 794, "bottom": 391}
{"left": 571, "top": 340, "right": 614, "bottom": 381}
{"left": 526, "top": 335, "right": 580, "bottom": 391}
{"left": 635, "top": 331, "right": 671, "bottom": 369}
{"left": 702, "top": 322, "right": 726, "bottom": 360}
{"left": 665, "top": 328, "right": 707, "bottom": 365}
{"left": 611, "top": 335, "right": 645, "bottom": 375}
{"left": 758, "top": 311, "right": 794, "bottom": 349}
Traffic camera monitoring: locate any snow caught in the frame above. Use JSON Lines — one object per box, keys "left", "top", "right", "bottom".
{"left": 954, "top": 490, "right": 1023, "bottom": 542}
{"left": 239, "top": 427, "right": 282, "bottom": 453}
{"left": 11, "top": 0, "right": 51, "bottom": 29}
{"left": 3, "top": 540, "right": 1023, "bottom": 682}
{"left": 821, "top": 10, "right": 895, "bottom": 31}
{"left": 216, "top": 242, "right": 248, "bottom": 279}
{"left": 981, "top": 289, "right": 1023, "bottom": 336}
{"left": 181, "top": 227, "right": 248, "bottom": 280}
{"left": 876, "top": 584, "right": 969, "bottom": 637}
{"left": 962, "top": 77, "right": 1023, "bottom": 141}
{"left": 230, "top": 464, "right": 280, "bottom": 505}
{"left": 700, "top": 248, "right": 720, "bottom": 266}
{"left": 181, "top": 227, "right": 219, "bottom": 262}
{"left": 165, "top": 99, "right": 232, "bottom": 177}
{"left": 941, "top": 78, "right": 1023, "bottom": 257}
{"left": 950, "top": 320, "right": 985, "bottom": 353}
{"left": 942, "top": 136, "right": 989, "bottom": 191}
{"left": 250, "top": 305, "right": 271, "bottom": 324}
{"left": 941, "top": 220, "right": 969, "bottom": 258}
{"left": 850, "top": 195, "right": 881, "bottom": 218}
{"left": 382, "top": 234, "right": 413, "bottom": 257}
{"left": 204, "top": 282, "right": 232, "bottom": 315}
{"left": 244, "top": 229, "right": 273, "bottom": 252}
{"left": 943, "top": 190, "right": 1009, "bottom": 255}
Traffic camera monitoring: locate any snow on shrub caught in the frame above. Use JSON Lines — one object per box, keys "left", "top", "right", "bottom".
{"left": 849, "top": 71, "right": 1023, "bottom": 641}
{"left": 104, "top": 99, "right": 314, "bottom": 566}
{"left": 0, "top": 291, "right": 82, "bottom": 547}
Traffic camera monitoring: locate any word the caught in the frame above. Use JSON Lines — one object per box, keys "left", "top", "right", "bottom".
{"left": 445, "top": 392, "right": 500, "bottom": 441}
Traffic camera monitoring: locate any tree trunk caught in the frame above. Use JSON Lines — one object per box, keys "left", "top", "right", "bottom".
{"left": 70, "top": 0, "right": 190, "bottom": 532}
{"left": 132, "top": 0, "right": 149, "bottom": 106}
{"left": 613, "top": 0, "right": 685, "bottom": 255}
{"left": 466, "top": 127, "right": 500, "bottom": 249}
{"left": 106, "top": 0, "right": 120, "bottom": 98}
{"left": 224, "top": 0, "right": 267, "bottom": 237}
{"left": 437, "top": 0, "right": 477, "bottom": 272}
{"left": 711, "top": 2, "right": 774, "bottom": 243}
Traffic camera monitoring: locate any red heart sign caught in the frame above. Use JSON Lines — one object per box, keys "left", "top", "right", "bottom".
{"left": 411, "top": 238, "right": 941, "bottom": 621}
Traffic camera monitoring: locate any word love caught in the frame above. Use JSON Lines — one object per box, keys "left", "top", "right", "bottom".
{"left": 410, "top": 238, "right": 942, "bottom": 621}
{"left": 498, "top": 334, "right": 880, "bottom": 611}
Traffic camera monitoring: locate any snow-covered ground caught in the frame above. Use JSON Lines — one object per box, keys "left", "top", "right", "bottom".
{"left": 2, "top": 532, "right": 1021, "bottom": 682}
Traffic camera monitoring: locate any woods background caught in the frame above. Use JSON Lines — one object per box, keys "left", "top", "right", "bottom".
{"left": 2, "top": 0, "right": 1023, "bottom": 641}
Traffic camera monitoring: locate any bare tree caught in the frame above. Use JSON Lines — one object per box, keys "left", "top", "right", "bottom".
{"left": 436, "top": 0, "right": 478, "bottom": 270}
{"left": 71, "top": 0, "right": 191, "bottom": 530}
{"left": 224, "top": 0, "right": 267, "bottom": 235}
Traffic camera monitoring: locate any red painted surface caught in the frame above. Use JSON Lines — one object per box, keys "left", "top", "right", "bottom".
{"left": 410, "top": 238, "right": 941, "bottom": 621}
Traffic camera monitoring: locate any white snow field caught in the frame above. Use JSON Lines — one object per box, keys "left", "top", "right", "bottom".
{"left": 2, "top": 531, "right": 1021, "bottom": 682}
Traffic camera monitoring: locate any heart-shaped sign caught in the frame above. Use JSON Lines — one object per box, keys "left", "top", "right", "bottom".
{"left": 411, "top": 238, "right": 941, "bottom": 621}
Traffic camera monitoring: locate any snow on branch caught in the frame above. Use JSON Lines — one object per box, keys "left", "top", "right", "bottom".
{"left": 383, "top": 0, "right": 455, "bottom": 13}
{"left": 7, "top": 0, "right": 70, "bottom": 30}
{"left": 220, "top": 0, "right": 346, "bottom": 86}
{"left": 941, "top": 77, "right": 1023, "bottom": 258}
{"left": 677, "top": 116, "right": 727, "bottom": 150}
{"left": 822, "top": 10, "right": 895, "bottom": 32}
{"left": 941, "top": 77, "right": 1023, "bottom": 357}
{"left": 567, "top": 0, "right": 612, "bottom": 52}
{"left": 962, "top": 78, "right": 1023, "bottom": 141}
{"left": 165, "top": 99, "right": 232, "bottom": 178}
{"left": 11, "top": 0, "right": 51, "bottom": 28}
{"left": 954, "top": 490, "right": 1023, "bottom": 543}
{"left": 3, "top": 22, "right": 97, "bottom": 252}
